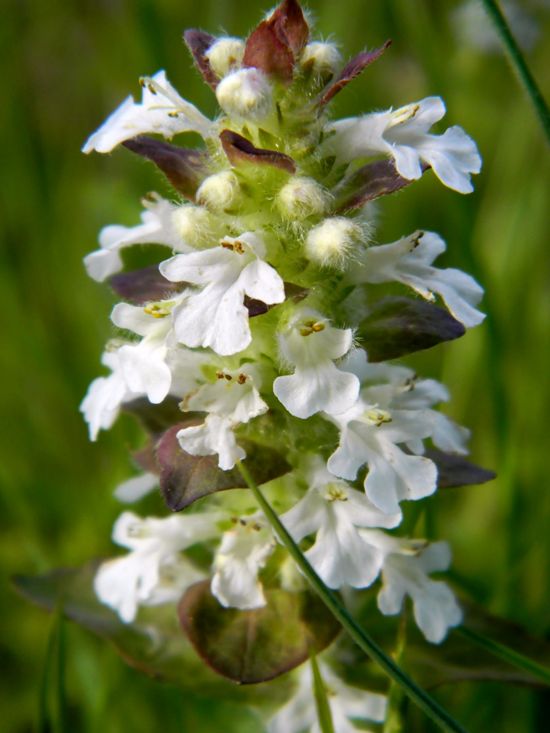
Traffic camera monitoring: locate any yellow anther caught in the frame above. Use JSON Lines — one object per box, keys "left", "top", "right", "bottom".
{"left": 221, "top": 239, "right": 245, "bottom": 254}
{"left": 299, "top": 319, "right": 326, "bottom": 336}
{"left": 216, "top": 371, "right": 233, "bottom": 381}
{"left": 365, "top": 408, "right": 392, "bottom": 426}
{"left": 325, "top": 483, "right": 348, "bottom": 502}
{"left": 390, "top": 103, "right": 420, "bottom": 127}
{"left": 144, "top": 302, "right": 172, "bottom": 318}
{"left": 409, "top": 231, "right": 424, "bottom": 251}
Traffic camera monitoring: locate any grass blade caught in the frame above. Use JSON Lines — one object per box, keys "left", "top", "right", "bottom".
{"left": 458, "top": 625, "right": 550, "bottom": 687}
{"left": 480, "top": 0, "right": 550, "bottom": 143}
{"left": 310, "top": 655, "right": 336, "bottom": 733}
{"left": 37, "top": 610, "right": 67, "bottom": 733}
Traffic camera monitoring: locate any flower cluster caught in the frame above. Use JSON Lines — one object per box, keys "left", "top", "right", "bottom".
{"left": 81, "top": 0, "right": 484, "bottom": 728}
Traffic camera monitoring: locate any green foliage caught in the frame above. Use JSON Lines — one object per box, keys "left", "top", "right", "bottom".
{"left": 2, "top": 0, "right": 549, "bottom": 731}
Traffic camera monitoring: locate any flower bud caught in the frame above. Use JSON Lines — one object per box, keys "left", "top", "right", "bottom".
{"left": 305, "top": 216, "right": 364, "bottom": 268}
{"left": 205, "top": 37, "right": 245, "bottom": 78}
{"left": 216, "top": 68, "right": 273, "bottom": 122}
{"left": 300, "top": 42, "right": 342, "bottom": 80}
{"left": 171, "top": 205, "right": 216, "bottom": 247}
{"left": 196, "top": 170, "right": 241, "bottom": 212}
{"left": 277, "top": 177, "right": 331, "bottom": 220}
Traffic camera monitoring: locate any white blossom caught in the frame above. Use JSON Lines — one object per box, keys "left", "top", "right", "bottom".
{"left": 160, "top": 232, "right": 285, "bottom": 356}
{"left": 273, "top": 308, "right": 359, "bottom": 419}
{"left": 281, "top": 459, "right": 401, "bottom": 588}
{"left": 348, "top": 358, "right": 470, "bottom": 455}
{"left": 111, "top": 302, "right": 175, "bottom": 404}
{"left": 114, "top": 472, "right": 158, "bottom": 503}
{"left": 326, "top": 397, "right": 437, "bottom": 515}
{"left": 84, "top": 196, "right": 188, "bottom": 282}
{"left": 325, "top": 96, "right": 481, "bottom": 194}
{"left": 80, "top": 349, "right": 138, "bottom": 441}
{"left": 267, "top": 661, "right": 386, "bottom": 733}
{"left": 375, "top": 539, "right": 463, "bottom": 643}
{"left": 95, "top": 511, "right": 221, "bottom": 623}
{"left": 211, "top": 515, "right": 275, "bottom": 609}
{"left": 385, "top": 374, "right": 470, "bottom": 454}
{"left": 82, "top": 70, "right": 213, "bottom": 154}
{"left": 355, "top": 230, "right": 485, "bottom": 327}
{"left": 177, "top": 365, "right": 268, "bottom": 470}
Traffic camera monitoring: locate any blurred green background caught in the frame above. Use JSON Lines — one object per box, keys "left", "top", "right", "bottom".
{"left": 1, "top": 0, "right": 549, "bottom": 731}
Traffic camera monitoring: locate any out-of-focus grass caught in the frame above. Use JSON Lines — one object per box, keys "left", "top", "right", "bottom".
{"left": 1, "top": 0, "right": 548, "bottom": 731}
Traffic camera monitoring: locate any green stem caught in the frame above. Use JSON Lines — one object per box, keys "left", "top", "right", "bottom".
{"left": 310, "top": 655, "right": 336, "bottom": 733}
{"left": 383, "top": 611, "right": 408, "bottom": 733}
{"left": 237, "top": 461, "right": 468, "bottom": 733}
{"left": 457, "top": 626, "right": 550, "bottom": 686}
{"left": 480, "top": 0, "right": 550, "bottom": 143}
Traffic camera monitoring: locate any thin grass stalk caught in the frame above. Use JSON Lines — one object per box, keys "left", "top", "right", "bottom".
{"left": 480, "top": 0, "right": 550, "bottom": 143}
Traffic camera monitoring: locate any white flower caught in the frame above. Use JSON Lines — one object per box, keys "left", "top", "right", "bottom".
{"left": 326, "top": 397, "right": 437, "bottom": 515}
{"left": 84, "top": 197, "right": 189, "bottom": 282}
{"left": 82, "top": 70, "right": 213, "bottom": 154}
{"left": 177, "top": 365, "right": 268, "bottom": 470}
{"left": 80, "top": 349, "right": 138, "bottom": 441}
{"left": 159, "top": 232, "right": 285, "bottom": 356}
{"left": 355, "top": 230, "right": 485, "bottom": 327}
{"left": 267, "top": 661, "right": 387, "bottom": 733}
{"left": 325, "top": 96, "right": 481, "bottom": 194}
{"left": 111, "top": 301, "right": 177, "bottom": 404}
{"left": 280, "top": 459, "right": 401, "bottom": 588}
{"left": 215, "top": 67, "right": 273, "bottom": 122}
{"left": 273, "top": 309, "right": 359, "bottom": 419}
{"left": 350, "top": 360, "right": 470, "bottom": 455}
{"left": 95, "top": 511, "right": 222, "bottom": 622}
{"left": 114, "top": 472, "right": 158, "bottom": 503}
{"left": 376, "top": 539, "right": 463, "bottom": 643}
{"left": 211, "top": 515, "right": 275, "bottom": 609}
{"left": 383, "top": 374, "right": 470, "bottom": 454}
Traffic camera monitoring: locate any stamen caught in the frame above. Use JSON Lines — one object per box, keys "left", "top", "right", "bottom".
{"left": 139, "top": 75, "right": 186, "bottom": 109}
{"left": 221, "top": 239, "right": 245, "bottom": 254}
{"left": 143, "top": 302, "right": 172, "bottom": 318}
{"left": 389, "top": 103, "right": 420, "bottom": 127}
{"left": 299, "top": 319, "right": 326, "bottom": 336}
{"left": 409, "top": 231, "right": 424, "bottom": 251}
{"left": 365, "top": 407, "right": 392, "bottom": 426}
{"left": 325, "top": 483, "right": 349, "bottom": 502}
